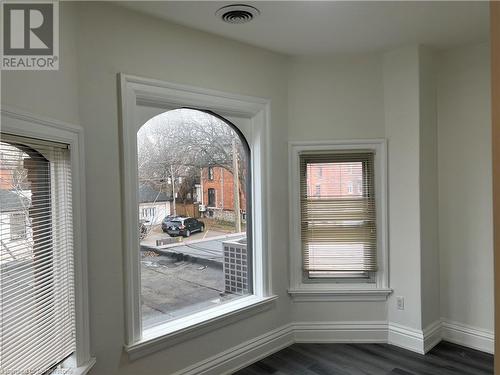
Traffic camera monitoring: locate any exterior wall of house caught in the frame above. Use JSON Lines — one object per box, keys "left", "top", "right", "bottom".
{"left": 0, "top": 211, "right": 33, "bottom": 264}
{"left": 138, "top": 202, "right": 169, "bottom": 225}
{"left": 201, "top": 167, "right": 246, "bottom": 217}
{"left": 0, "top": 169, "right": 13, "bottom": 190}
{"left": 306, "top": 163, "right": 363, "bottom": 197}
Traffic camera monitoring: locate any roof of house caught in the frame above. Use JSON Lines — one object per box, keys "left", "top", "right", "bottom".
{"left": 138, "top": 184, "right": 169, "bottom": 203}
{"left": 0, "top": 190, "right": 30, "bottom": 213}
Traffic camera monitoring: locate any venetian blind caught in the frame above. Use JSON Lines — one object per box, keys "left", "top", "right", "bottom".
{"left": 0, "top": 134, "right": 75, "bottom": 373}
{"left": 299, "top": 152, "right": 377, "bottom": 278}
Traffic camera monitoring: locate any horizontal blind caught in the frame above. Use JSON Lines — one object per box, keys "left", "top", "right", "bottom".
{"left": 300, "top": 152, "right": 377, "bottom": 277}
{"left": 0, "top": 135, "right": 75, "bottom": 373}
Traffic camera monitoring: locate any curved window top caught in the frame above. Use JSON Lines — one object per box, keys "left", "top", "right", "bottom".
{"left": 136, "top": 108, "right": 252, "bottom": 329}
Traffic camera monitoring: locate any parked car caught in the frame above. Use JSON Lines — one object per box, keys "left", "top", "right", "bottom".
{"left": 161, "top": 215, "right": 179, "bottom": 232}
{"left": 164, "top": 217, "right": 205, "bottom": 237}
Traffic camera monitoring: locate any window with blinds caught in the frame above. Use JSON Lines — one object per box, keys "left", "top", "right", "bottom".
{"left": 300, "top": 152, "right": 377, "bottom": 279}
{"left": 0, "top": 135, "right": 75, "bottom": 374}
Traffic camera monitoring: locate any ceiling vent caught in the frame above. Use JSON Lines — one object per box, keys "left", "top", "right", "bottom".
{"left": 216, "top": 4, "right": 260, "bottom": 24}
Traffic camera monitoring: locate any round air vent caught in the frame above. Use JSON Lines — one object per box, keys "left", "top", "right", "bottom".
{"left": 216, "top": 4, "right": 260, "bottom": 24}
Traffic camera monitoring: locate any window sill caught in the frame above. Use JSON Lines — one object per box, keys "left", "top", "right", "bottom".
{"left": 288, "top": 288, "right": 393, "bottom": 302}
{"left": 57, "top": 357, "right": 96, "bottom": 375}
{"left": 125, "top": 295, "right": 278, "bottom": 360}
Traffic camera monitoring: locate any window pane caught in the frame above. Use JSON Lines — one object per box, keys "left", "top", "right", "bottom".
{"left": 137, "top": 109, "right": 252, "bottom": 329}
{"left": 300, "top": 153, "right": 377, "bottom": 279}
{"left": 0, "top": 138, "right": 75, "bottom": 373}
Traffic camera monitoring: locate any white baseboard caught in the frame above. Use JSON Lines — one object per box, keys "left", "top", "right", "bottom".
{"left": 387, "top": 320, "right": 442, "bottom": 354}
{"left": 172, "top": 324, "right": 294, "bottom": 375}
{"left": 174, "top": 319, "right": 493, "bottom": 374}
{"left": 423, "top": 320, "right": 443, "bottom": 353}
{"left": 388, "top": 319, "right": 494, "bottom": 355}
{"left": 293, "top": 321, "right": 388, "bottom": 343}
{"left": 388, "top": 322, "right": 425, "bottom": 354}
{"left": 441, "top": 319, "right": 494, "bottom": 354}
{"left": 174, "top": 321, "right": 387, "bottom": 375}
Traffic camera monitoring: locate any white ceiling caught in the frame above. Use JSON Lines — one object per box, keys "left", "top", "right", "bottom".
{"left": 120, "top": 1, "right": 490, "bottom": 56}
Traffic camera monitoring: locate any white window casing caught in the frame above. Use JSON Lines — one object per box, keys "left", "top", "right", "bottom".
{"left": 288, "top": 139, "right": 392, "bottom": 302}
{"left": 0, "top": 107, "right": 94, "bottom": 374}
{"left": 118, "top": 74, "right": 275, "bottom": 359}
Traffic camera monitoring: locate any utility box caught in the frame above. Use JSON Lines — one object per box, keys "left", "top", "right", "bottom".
{"left": 222, "top": 237, "right": 248, "bottom": 295}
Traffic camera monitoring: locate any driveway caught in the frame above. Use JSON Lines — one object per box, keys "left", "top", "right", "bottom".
{"left": 140, "top": 233, "right": 247, "bottom": 328}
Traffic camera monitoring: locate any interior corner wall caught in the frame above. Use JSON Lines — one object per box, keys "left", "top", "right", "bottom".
{"left": 383, "top": 46, "right": 423, "bottom": 332}
{"left": 418, "top": 47, "right": 440, "bottom": 329}
{"left": 437, "top": 42, "right": 493, "bottom": 332}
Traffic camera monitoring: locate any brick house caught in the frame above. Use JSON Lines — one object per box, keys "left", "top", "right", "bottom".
{"left": 201, "top": 166, "right": 246, "bottom": 221}
{"left": 306, "top": 162, "right": 364, "bottom": 198}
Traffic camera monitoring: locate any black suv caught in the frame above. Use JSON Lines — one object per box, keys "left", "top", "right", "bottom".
{"left": 163, "top": 217, "right": 205, "bottom": 237}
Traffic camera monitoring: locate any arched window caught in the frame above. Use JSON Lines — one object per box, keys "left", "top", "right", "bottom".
{"left": 136, "top": 108, "right": 251, "bottom": 328}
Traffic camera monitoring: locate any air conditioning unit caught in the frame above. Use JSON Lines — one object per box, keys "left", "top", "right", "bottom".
{"left": 222, "top": 237, "right": 248, "bottom": 295}
{"left": 199, "top": 204, "right": 206, "bottom": 212}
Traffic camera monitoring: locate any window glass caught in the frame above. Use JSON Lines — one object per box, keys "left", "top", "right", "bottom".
{"left": 137, "top": 109, "right": 252, "bottom": 329}
{"left": 0, "top": 137, "right": 75, "bottom": 373}
{"left": 300, "top": 153, "right": 377, "bottom": 279}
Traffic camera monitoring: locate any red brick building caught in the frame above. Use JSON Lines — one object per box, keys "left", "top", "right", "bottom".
{"left": 0, "top": 168, "right": 13, "bottom": 190}
{"left": 306, "top": 162, "right": 364, "bottom": 198}
{"left": 201, "top": 166, "right": 246, "bottom": 219}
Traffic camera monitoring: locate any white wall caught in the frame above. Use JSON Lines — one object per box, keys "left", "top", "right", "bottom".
{"left": 288, "top": 42, "right": 493, "bottom": 342}
{"left": 383, "top": 46, "right": 423, "bottom": 331}
{"left": 139, "top": 202, "right": 169, "bottom": 225}
{"left": 1, "top": 4, "right": 80, "bottom": 124}
{"left": 419, "top": 47, "right": 441, "bottom": 330}
{"left": 437, "top": 42, "right": 493, "bottom": 331}
{"left": 288, "top": 54, "right": 386, "bottom": 141}
{"left": 287, "top": 53, "right": 388, "bottom": 323}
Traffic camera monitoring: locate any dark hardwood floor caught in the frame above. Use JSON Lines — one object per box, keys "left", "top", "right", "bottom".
{"left": 234, "top": 341, "right": 493, "bottom": 375}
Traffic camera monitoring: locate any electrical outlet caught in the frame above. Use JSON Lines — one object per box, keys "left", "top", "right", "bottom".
{"left": 396, "top": 296, "right": 405, "bottom": 310}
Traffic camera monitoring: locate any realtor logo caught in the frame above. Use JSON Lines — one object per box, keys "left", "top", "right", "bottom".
{"left": 2, "top": 1, "right": 59, "bottom": 70}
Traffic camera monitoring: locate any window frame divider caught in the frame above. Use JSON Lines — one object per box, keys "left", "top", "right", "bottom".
{"left": 1, "top": 106, "right": 94, "bottom": 371}
{"left": 288, "top": 139, "right": 391, "bottom": 301}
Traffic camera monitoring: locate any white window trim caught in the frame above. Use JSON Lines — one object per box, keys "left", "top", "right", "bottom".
{"left": 0, "top": 107, "right": 95, "bottom": 374}
{"left": 288, "top": 139, "right": 392, "bottom": 302}
{"left": 118, "top": 74, "right": 274, "bottom": 358}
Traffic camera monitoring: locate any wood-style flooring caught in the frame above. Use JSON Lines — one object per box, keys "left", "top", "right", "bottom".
{"left": 234, "top": 341, "right": 493, "bottom": 375}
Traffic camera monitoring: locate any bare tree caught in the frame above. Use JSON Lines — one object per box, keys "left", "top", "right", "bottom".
{"left": 137, "top": 109, "right": 247, "bottom": 230}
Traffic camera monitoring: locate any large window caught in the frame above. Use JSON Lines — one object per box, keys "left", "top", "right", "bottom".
{"left": 300, "top": 152, "right": 376, "bottom": 280}
{"left": 120, "top": 75, "right": 272, "bottom": 356}
{"left": 0, "top": 135, "right": 75, "bottom": 374}
{"left": 136, "top": 109, "right": 251, "bottom": 329}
